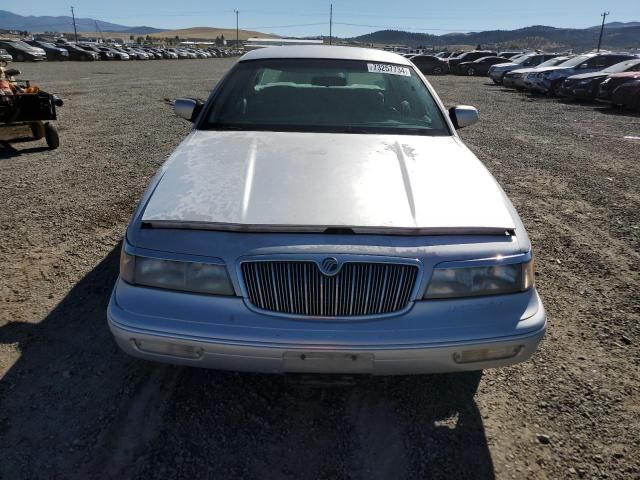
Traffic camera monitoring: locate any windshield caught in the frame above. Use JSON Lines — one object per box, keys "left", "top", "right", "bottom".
{"left": 510, "top": 54, "right": 527, "bottom": 62}
{"left": 40, "top": 42, "right": 57, "bottom": 48}
{"left": 203, "top": 58, "right": 449, "bottom": 136}
{"left": 13, "top": 41, "right": 33, "bottom": 49}
{"left": 537, "top": 57, "right": 565, "bottom": 68}
{"left": 557, "top": 55, "right": 591, "bottom": 68}
{"left": 514, "top": 54, "right": 537, "bottom": 65}
{"left": 602, "top": 59, "right": 640, "bottom": 73}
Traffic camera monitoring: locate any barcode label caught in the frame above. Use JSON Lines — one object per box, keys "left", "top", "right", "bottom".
{"left": 367, "top": 63, "right": 411, "bottom": 76}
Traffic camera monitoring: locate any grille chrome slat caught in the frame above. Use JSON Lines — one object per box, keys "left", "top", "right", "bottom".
{"left": 241, "top": 260, "right": 418, "bottom": 318}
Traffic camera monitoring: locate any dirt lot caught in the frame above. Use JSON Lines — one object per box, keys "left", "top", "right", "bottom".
{"left": 0, "top": 58, "right": 638, "bottom": 480}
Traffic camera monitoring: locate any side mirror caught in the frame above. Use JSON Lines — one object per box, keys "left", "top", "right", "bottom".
{"left": 449, "top": 105, "right": 479, "bottom": 129}
{"left": 174, "top": 98, "right": 204, "bottom": 122}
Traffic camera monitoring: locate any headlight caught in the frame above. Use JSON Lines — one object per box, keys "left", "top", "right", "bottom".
{"left": 577, "top": 79, "right": 592, "bottom": 85}
{"left": 424, "top": 260, "right": 534, "bottom": 299}
{"left": 120, "top": 249, "right": 234, "bottom": 296}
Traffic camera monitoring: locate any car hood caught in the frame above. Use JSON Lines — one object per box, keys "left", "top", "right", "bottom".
{"left": 607, "top": 72, "right": 640, "bottom": 79}
{"left": 535, "top": 66, "right": 574, "bottom": 74}
{"left": 507, "top": 68, "right": 532, "bottom": 74}
{"left": 567, "top": 71, "right": 608, "bottom": 81}
{"left": 491, "top": 62, "right": 517, "bottom": 70}
{"left": 141, "top": 131, "right": 516, "bottom": 235}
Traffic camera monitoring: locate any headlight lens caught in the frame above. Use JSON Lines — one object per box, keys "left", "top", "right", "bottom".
{"left": 120, "top": 249, "right": 234, "bottom": 296}
{"left": 424, "top": 260, "right": 534, "bottom": 299}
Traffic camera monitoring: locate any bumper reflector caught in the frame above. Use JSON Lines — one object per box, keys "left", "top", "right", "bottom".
{"left": 133, "top": 339, "right": 204, "bottom": 359}
{"left": 453, "top": 345, "right": 522, "bottom": 364}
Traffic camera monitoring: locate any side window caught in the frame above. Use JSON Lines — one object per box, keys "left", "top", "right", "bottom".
{"left": 606, "top": 56, "right": 627, "bottom": 67}
{"left": 589, "top": 57, "right": 607, "bottom": 68}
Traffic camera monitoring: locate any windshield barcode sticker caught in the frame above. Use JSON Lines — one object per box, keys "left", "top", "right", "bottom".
{"left": 367, "top": 63, "right": 411, "bottom": 76}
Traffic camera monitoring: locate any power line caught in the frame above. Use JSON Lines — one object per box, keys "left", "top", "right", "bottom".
{"left": 334, "top": 22, "right": 481, "bottom": 32}
{"left": 243, "top": 22, "right": 327, "bottom": 30}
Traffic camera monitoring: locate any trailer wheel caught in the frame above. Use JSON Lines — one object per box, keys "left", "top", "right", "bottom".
{"left": 31, "top": 122, "right": 45, "bottom": 139}
{"left": 44, "top": 123, "right": 60, "bottom": 149}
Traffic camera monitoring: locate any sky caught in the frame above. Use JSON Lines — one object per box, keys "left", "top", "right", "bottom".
{"left": 3, "top": 0, "right": 639, "bottom": 37}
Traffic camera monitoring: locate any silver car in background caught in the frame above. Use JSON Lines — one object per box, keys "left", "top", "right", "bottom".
{"left": 108, "top": 46, "right": 546, "bottom": 375}
{"left": 504, "top": 56, "right": 572, "bottom": 89}
{"left": 488, "top": 53, "right": 558, "bottom": 84}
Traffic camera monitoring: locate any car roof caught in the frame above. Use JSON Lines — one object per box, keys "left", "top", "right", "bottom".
{"left": 240, "top": 45, "right": 412, "bottom": 65}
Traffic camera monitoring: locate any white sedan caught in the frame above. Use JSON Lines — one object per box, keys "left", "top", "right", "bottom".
{"left": 108, "top": 46, "right": 546, "bottom": 375}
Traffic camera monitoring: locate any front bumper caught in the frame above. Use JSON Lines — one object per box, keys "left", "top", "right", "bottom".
{"left": 596, "top": 91, "right": 613, "bottom": 103}
{"left": 107, "top": 279, "right": 547, "bottom": 375}
{"left": 570, "top": 86, "right": 595, "bottom": 99}
{"left": 503, "top": 76, "right": 521, "bottom": 88}
{"left": 489, "top": 72, "right": 502, "bottom": 83}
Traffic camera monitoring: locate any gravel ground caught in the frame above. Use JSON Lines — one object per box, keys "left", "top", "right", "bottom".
{"left": 0, "top": 59, "right": 638, "bottom": 480}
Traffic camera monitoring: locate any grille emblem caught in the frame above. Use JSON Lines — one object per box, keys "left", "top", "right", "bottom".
{"left": 318, "top": 257, "right": 340, "bottom": 276}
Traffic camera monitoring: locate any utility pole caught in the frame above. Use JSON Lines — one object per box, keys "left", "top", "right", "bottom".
{"left": 70, "top": 6, "right": 78, "bottom": 44}
{"left": 95, "top": 20, "right": 104, "bottom": 43}
{"left": 597, "top": 11, "right": 610, "bottom": 52}
{"left": 329, "top": 3, "right": 333, "bottom": 45}
{"left": 234, "top": 10, "right": 239, "bottom": 48}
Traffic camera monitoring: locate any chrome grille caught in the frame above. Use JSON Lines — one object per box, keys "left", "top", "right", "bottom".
{"left": 241, "top": 260, "right": 419, "bottom": 317}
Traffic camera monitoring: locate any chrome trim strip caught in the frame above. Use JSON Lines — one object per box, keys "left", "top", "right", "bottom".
{"left": 144, "top": 220, "right": 515, "bottom": 237}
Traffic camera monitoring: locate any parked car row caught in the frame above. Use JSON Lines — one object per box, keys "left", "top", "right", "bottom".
{"left": 0, "top": 38, "right": 241, "bottom": 62}
{"left": 407, "top": 50, "right": 540, "bottom": 76}
{"left": 491, "top": 52, "right": 640, "bottom": 110}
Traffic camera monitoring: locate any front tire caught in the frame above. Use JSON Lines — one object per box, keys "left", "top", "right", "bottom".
{"left": 467, "top": 68, "right": 475, "bottom": 76}
{"left": 550, "top": 80, "right": 563, "bottom": 97}
{"left": 433, "top": 66, "right": 443, "bottom": 75}
{"left": 44, "top": 123, "right": 60, "bottom": 149}
{"left": 31, "top": 122, "right": 45, "bottom": 139}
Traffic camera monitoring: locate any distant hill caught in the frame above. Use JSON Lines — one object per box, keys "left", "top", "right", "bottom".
{"left": 352, "top": 24, "right": 640, "bottom": 50}
{"left": 150, "top": 27, "right": 276, "bottom": 41}
{"left": 588, "top": 21, "right": 640, "bottom": 29}
{"left": 0, "top": 9, "right": 163, "bottom": 34}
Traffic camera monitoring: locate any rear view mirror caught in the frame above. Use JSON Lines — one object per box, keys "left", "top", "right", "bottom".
{"left": 174, "top": 98, "right": 204, "bottom": 122}
{"left": 449, "top": 106, "right": 479, "bottom": 129}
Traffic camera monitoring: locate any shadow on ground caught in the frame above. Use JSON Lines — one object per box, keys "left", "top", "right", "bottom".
{"left": 0, "top": 246, "right": 494, "bottom": 480}
{"left": 0, "top": 140, "right": 51, "bottom": 158}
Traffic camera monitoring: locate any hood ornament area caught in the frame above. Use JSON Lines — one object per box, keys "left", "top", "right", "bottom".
{"left": 318, "top": 257, "right": 341, "bottom": 276}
